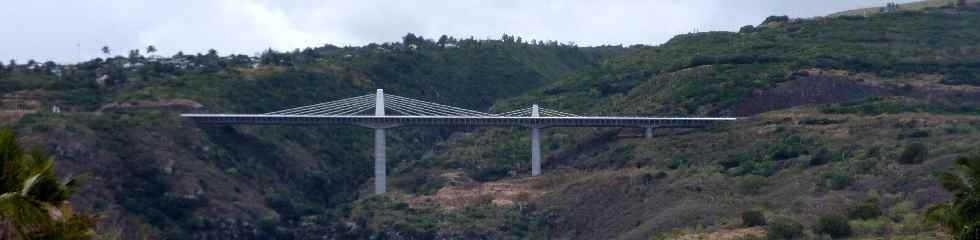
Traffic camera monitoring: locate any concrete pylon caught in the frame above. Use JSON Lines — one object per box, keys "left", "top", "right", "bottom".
{"left": 645, "top": 127, "right": 654, "bottom": 139}
{"left": 531, "top": 105, "right": 541, "bottom": 176}
{"left": 374, "top": 89, "right": 386, "bottom": 194}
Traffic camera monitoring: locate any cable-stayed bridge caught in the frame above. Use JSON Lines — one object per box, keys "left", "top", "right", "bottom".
{"left": 182, "top": 89, "right": 735, "bottom": 194}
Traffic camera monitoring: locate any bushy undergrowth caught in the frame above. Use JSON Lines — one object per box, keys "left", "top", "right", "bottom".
{"left": 767, "top": 217, "right": 804, "bottom": 240}
{"left": 742, "top": 210, "right": 767, "bottom": 227}
{"left": 898, "top": 143, "right": 929, "bottom": 165}
{"left": 815, "top": 215, "right": 852, "bottom": 239}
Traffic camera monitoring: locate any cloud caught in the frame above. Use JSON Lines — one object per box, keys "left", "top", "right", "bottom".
{"left": 135, "top": 0, "right": 320, "bottom": 56}
{"left": 0, "top": 0, "right": 918, "bottom": 63}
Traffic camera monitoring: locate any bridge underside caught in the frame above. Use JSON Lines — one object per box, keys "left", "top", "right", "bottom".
{"left": 180, "top": 114, "right": 729, "bottom": 129}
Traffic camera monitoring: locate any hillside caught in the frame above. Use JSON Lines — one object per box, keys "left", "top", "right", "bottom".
{"left": 1, "top": 37, "right": 619, "bottom": 238}
{"left": 829, "top": 0, "right": 979, "bottom": 17}
{"left": 2, "top": 3, "right": 980, "bottom": 239}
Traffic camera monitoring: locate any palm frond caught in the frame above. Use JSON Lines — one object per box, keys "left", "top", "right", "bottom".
{"left": 0, "top": 192, "right": 54, "bottom": 238}
{"left": 20, "top": 174, "right": 41, "bottom": 196}
{"left": 0, "top": 128, "right": 98, "bottom": 238}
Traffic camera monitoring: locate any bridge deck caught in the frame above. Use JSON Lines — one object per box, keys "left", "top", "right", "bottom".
{"left": 181, "top": 114, "right": 736, "bottom": 128}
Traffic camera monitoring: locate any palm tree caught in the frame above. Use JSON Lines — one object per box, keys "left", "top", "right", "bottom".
{"left": 926, "top": 153, "right": 980, "bottom": 240}
{"left": 0, "top": 129, "right": 97, "bottom": 239}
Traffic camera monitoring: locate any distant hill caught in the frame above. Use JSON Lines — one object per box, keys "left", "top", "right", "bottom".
{"left": 829, "top": 0, "right": 979, "bottom": 17}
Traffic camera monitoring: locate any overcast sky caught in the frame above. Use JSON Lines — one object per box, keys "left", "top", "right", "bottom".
{"left": 1, "top": 0, "right": 916, "bottom": 63}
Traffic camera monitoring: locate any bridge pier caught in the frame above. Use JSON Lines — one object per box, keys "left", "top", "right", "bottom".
{"left": 374, "top": 128, "right": 386, "bottom": 194}
{"left": 530, "top": 105, "right": 542, "bottom": 176}
{"left": 374, "top": 89, "right": 387, "bottom": 194}
{"left": 531, "top": 127, "right": 541, "bottom": 176}
{"left": 645, "top": 126, "right": 654, "bottom": 139}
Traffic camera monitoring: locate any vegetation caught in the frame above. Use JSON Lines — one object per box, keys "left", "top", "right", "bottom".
{"left": 2, "top": 2, "right": 980, "bottom": 238}
{"left": 926, "top": 152, "right": 980, "bottom": 240}
{"left": 808, "top": 148, "right": 834, "bottom": 166}
{"left": 737, "top": 175, "right": 769, "bottom": 194}
{"left": 0, "top": 129, "right": 97, "bottom": 239}
{"left": 815, "top": 215, "right": 852, "bottom": 239}
{"left": 849, "top": 198, "right": 883, "bottom": 220}
{"left": 898, "top": 143, "right": 929, "bottom": 165}
{"left": 767, "top": 217, "right": 804, "bottom": 240}
{"left": 2, "top": 33, "right": 618, "bottom": 237}
{"left": 742, "top": 210, "right": 767, "bottom": 227}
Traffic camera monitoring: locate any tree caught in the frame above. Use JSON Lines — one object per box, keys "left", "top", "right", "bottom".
{"left": 128, "top": 49, "right": 141, "bottom": 60}
{"left": 0, "top": 129, "right": 98, "bottom": 239}
{"left": 402, "top": 33, "right": 421, "bottom": 46}
{"left": 437, "top": 35, "right": 449, "bottom": 47}
{"left": 926, "top": 152, "right": 980, "bottom": 240}
{"left": 146, "top": 45, "right": 157, "bottom": 55}
{"left": 101, "top": 46, "right": 110, "bottom": 56}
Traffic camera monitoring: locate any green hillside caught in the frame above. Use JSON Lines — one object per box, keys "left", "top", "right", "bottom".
{"left": 1, "top": 36, "right": 618, "bottom": 238}
{"left": 2, "top": 3, "right": 980, "bottom": 239}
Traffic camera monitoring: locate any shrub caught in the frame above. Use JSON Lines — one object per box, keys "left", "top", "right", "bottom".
{"left": 809, "top": 148, "right": 833, "bottom": 166}
{"left": 941, "top": 69, "right": 980, "bottom": 86}
{"left": 897, "top": 129, "right": 930, "bottom": 139}
{"left": 767, "top": 217, "right": 804, "bottom": 240}
{"left": 815, "top": 215, "right": 851, "bottom": 239}
{"left": 798, "top": 118, "right": 845, "bottom": 125}
{"left": 737, "top": 175, "right": 769, "bottom": 194}
{"left": 848, "top": 199, "right": 882, "bottom": 220}
{"left": 720, "top": 154, "right": 749, "bottom": 169}
{"left": 742, "top": 210, "right": 767, "bottom": 227}
{"left": 818, "top": 173, "right": 852, "bottom": 191}
{"left": 731, "top": 159, "right": 779, "bottom": 177}
{"left": 771, "top": 142, "right": 804, "bottom": 161}
{"left": 666, "top": 158, "right": 689, "bottom": 170}
{"left": 849, "top": 218, "right": 889, "bottom": 237}
{"left": 471, "top": 165, "right": 511, "bottom": 181}
{"left": 897, "top": 143, "right": 928, "bottom": 165}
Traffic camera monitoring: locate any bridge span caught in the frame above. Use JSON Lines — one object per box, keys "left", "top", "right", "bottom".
{"left": 183, "top": 89, "right": 735, "bottom": 194}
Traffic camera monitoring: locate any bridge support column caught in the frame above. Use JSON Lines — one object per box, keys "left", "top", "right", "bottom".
{"left": 531, "top": 127, "right": 541, "bottom": 176}
{"left": 374, "top": 128, "right": 386, "bottom": 194}
{"left": 530, "top": 104, "right": 541, "bottom": 176}
{"left": 374, "top": 89, "right": 387, "bottom": 194}
{"left": 645, "top": 127, "right": 654, "bottom": 139}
